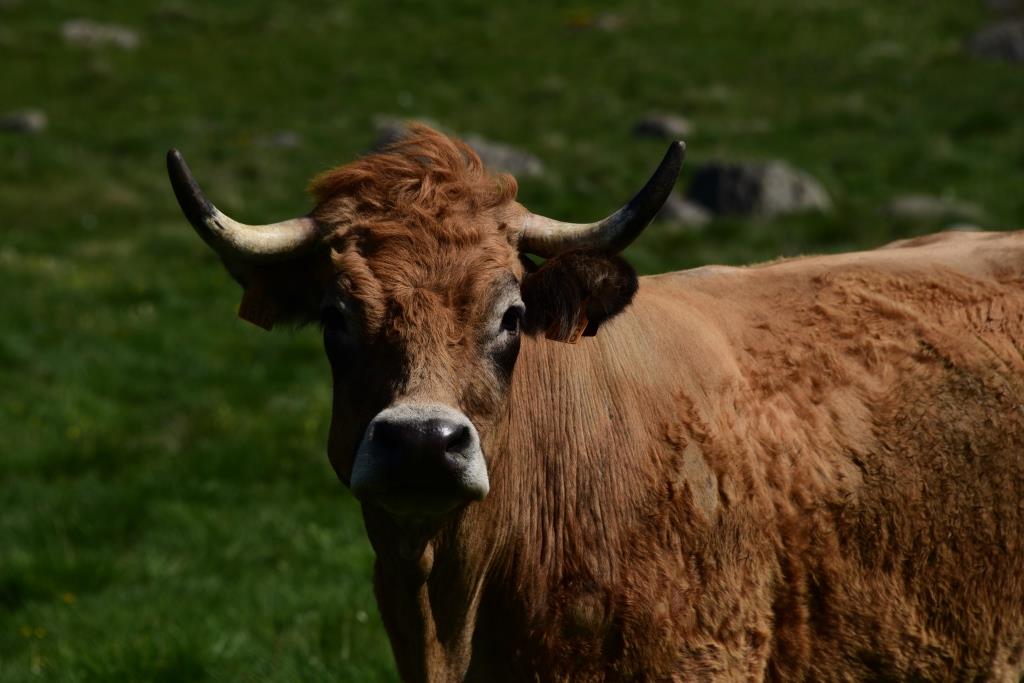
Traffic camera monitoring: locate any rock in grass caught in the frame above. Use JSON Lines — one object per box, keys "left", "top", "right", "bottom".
{"left": 987, "top": 0, "right": 1022, "bottom": 14}
{"left": 62, "top": 19, "right": 140, "bottom": 50}
{"left": 564, "top": 10, "right": 626, "bottom": 32}
{"left": 0, "top": 109, "right": 47, "bottom": 134}
{"left": 968, "top": 21, "right": 1024, "bottom": 62}
{"left": 371, "top": 115, "right": 442, "bottom": 150}
{"left": 687, "top": 160, "right": 831, "bottom": 217}
{"left": 883, "top": 194, "right": 984, "bottom": 222}
{"left": 461, "top": 134, "right": 545, "bottom": 178}
{"left": 656, "top": 194, "right": 711, "bottom": 231}
{"left": 632, "top": 113, "right": 694, "bottom": 140}
{"left": 256, "top": 130, "right": 303, "bottom": 149}
{"left": 371, "top": 117, "right": 545, "bottom": 178}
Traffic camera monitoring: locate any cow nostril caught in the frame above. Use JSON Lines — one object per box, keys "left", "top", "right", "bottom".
{"left": 371, "top": 419, "right": 407, "bottom": 453}
{"left": 443, "top": 423, "right": 472, "bottom": 455}
{"left": 424, "top": 419, "right": 472, "bottom": 458}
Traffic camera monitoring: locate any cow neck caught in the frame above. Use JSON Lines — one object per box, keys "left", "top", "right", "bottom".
{"left": 365, "top": 500, "right": 499, "bottom": 681}
{"left": 476, "top": 328, "right": 681, "bottom": 662}
{"left": 494, "top": 332, "right": 643, "bottom": 571}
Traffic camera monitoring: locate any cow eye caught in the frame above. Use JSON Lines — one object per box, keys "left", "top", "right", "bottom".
{"left": 321, "top": 305, "right": 349, "bottom": 338}
{"left": 499, "top": 305, "right": 522, "bottom": 335}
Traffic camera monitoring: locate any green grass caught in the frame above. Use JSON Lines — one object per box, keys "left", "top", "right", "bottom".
{"left": 1, "top": 0, "right": 1022, "bottom": 679}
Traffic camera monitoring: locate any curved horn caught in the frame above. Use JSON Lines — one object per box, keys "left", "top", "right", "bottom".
{"left": 166, "top": 149, "right": 320, "bottom": 263}
{"left": 518, "top": 141, "right": 685, "bottom": 258}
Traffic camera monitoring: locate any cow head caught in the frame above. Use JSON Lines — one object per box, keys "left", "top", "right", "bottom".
{"left": 168, "top": 126, "right": 683, "bottom": 527}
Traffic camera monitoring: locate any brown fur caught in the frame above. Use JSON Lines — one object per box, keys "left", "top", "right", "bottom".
{"left": 235, "top": 128, "right": 1024, "bottom": 681}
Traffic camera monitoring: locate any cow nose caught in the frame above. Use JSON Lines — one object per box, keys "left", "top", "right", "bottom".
{"left": 372, "top": 417, "right": 472, "bottom": 470}
{"left": 350, "top": 404, "right": 490, "bottom": 517}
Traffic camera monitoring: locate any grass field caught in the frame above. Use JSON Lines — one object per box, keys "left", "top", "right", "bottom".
{"left": 1, "top": 0, "right": 1022, "bottom": 680}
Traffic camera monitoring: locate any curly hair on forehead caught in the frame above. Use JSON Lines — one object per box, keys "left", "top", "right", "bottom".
{"left": 309, "top": 124, "right": 519, "bottom": 235}
{"left": 305, "top": 125, "right": 526, "bottom": 337}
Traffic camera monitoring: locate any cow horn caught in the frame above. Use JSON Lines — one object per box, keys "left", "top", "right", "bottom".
{"left": 517, "top": 141, "right": 685, "bottom": 258}
{"left": 166, "top": 149, "right": 320, "bottom": 262}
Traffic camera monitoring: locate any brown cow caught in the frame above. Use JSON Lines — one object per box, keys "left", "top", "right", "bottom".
{"left": 167, "top": 126, "right": 1024, "bottom": 681}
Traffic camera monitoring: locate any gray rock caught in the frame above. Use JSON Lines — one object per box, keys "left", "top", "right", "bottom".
{"left": 656, "top": 194, "right": 711, "bottom": 231}
{"left": 0, "top": 109, "right": 46, "bottom": 134}
{"left": 968, "top": 21, "right": 1024, "bottom": 62}
{"left": 987, "top": 0, "right": 1022, "bottom": 14}
{"left": 256, "top": 130, "right": 303, "bottom": 149}
{"left": 883, "top": 194, "right": 984, "bottom": 222}
{"left": 592, "top": 12, "right": 625, "bottom": 31}
{"left": 565, "top": 11, "right": 625, "bottom": 32}
{"left": 371, "top": 116, "right": 405, "bottom": 149}
{"left": 462, "top": 134, "right": 545, "bottom": 178}
{"left": 632, "top": 113, "right": 694, "bottom": 140}
{"left": 371, "top": 117, "right": 545, "bottom": 178}
{"left": 370, "top": 115, "right": 442, "bottom": 150}
{"left": 687, "top": 160, "right": 831, "bottom": 217}
{"left": 62, "top": 19, "right": 140, "bottom": 50}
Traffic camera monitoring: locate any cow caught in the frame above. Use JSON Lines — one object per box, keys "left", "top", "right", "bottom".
{"left": 167, "top": 125, "right": 1024, "bottom": 681}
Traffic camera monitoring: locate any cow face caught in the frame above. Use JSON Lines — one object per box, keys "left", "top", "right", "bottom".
{"left": 319, "top": 235, "right": 645, "bottom": 520}
{"left": 318, "top": 208, "right": 526, "bottom": 519}
{"left": 167, "top": 125, "right": 683, "bottom": 524}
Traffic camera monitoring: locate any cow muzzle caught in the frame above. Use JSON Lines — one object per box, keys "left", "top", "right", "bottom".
{"left": 350, "top": 404, "right": 489, "bottom": 517}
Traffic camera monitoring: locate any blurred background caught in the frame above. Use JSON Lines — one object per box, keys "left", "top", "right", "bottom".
{"left": 1, "top": 0, "right": 1022, "bottom": 679}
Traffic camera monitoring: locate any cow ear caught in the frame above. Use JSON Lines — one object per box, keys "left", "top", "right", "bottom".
{"left": 521, "top": 251, "right": 638, "bottom": 343}
{"left": 225, "top": 258, "right": 326, "bottom": 331}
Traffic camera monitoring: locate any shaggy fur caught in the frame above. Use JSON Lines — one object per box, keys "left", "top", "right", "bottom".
{"left": 223, "top": 128, "right": 1024, "bottom": 681}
